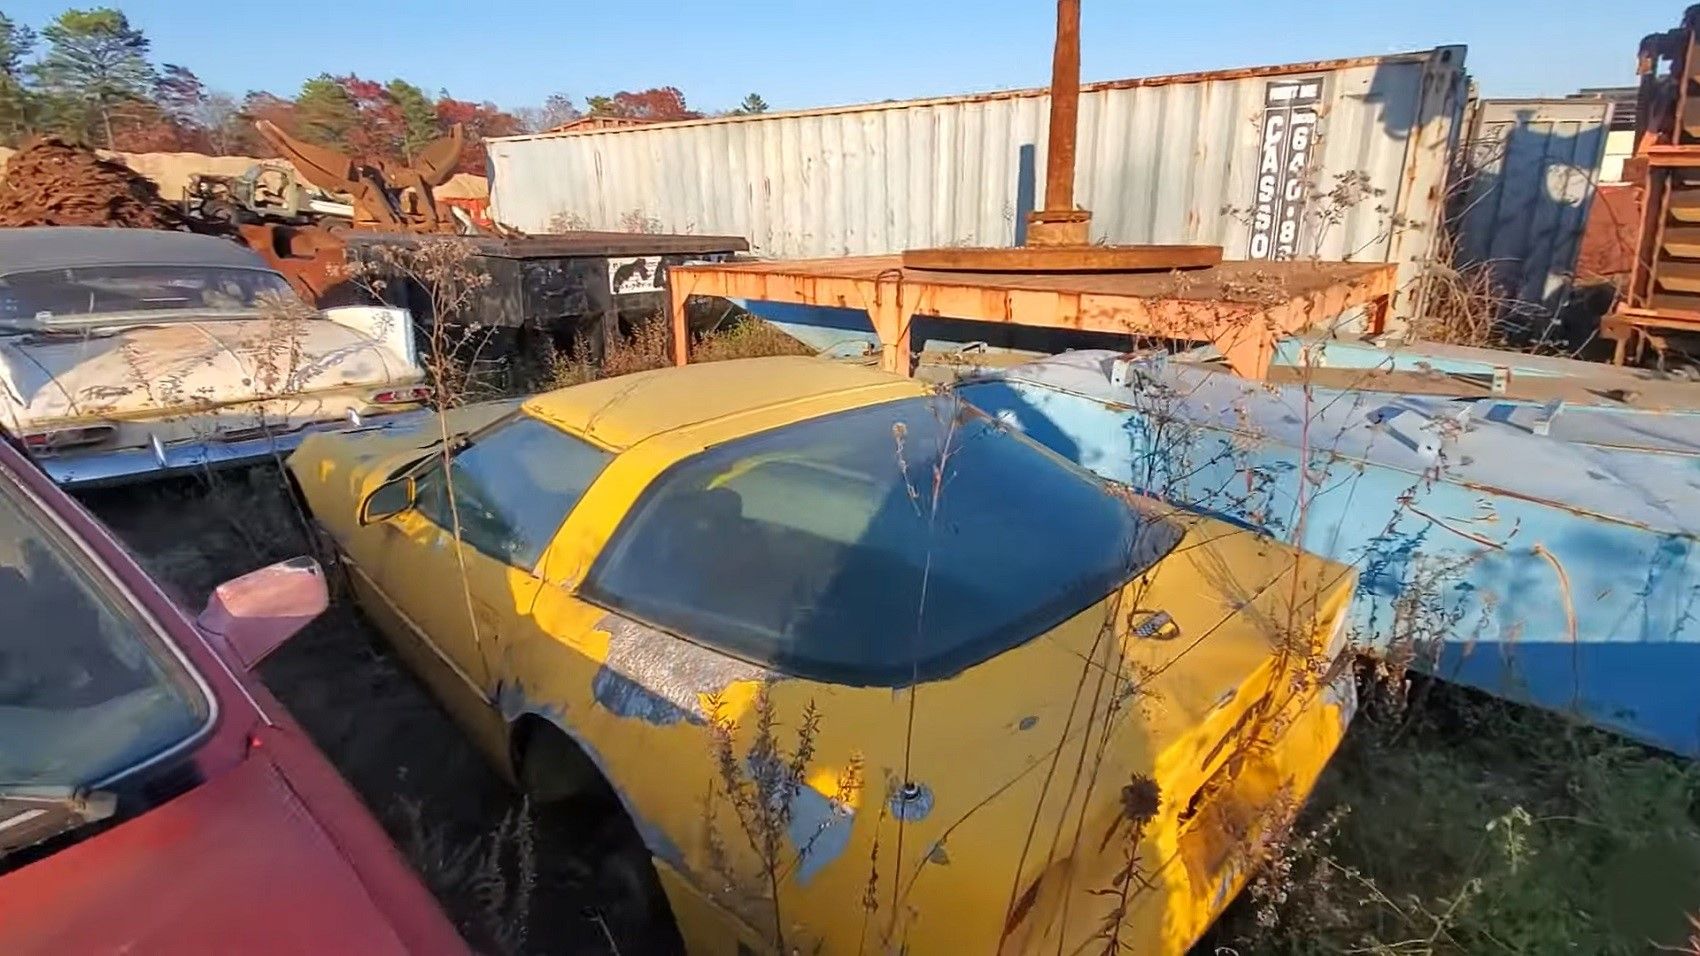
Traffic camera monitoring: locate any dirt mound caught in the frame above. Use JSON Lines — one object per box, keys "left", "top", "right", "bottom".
{"left": 0, "top": 136, "right": 187, "bottom": 229}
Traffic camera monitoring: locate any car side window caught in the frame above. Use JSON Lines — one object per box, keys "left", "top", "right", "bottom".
{"left": 412, "top": 414, "right": 612, "bottom": 571}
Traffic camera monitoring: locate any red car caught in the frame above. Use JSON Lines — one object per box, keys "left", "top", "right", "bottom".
{"left": 0, "top": 434, "right": 466, "bottom": 954}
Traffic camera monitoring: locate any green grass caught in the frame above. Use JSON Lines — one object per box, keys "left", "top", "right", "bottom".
{"left": 1206, "top": 676, "right": 1700, "bottom": 954}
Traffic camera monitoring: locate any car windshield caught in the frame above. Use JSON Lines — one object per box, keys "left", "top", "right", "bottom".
{"left": 0, "top": 474, "right": 211, "bottom": 789}
{"left": 585, "top": 395, "right": 1182, "bottom": 685}
{"left": 0, "top": 264, "right": 297, "bottom": 326}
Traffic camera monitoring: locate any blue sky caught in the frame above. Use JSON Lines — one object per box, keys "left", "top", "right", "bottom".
{"left": 2, "top": 1, "right": 1677, "bottom": 112}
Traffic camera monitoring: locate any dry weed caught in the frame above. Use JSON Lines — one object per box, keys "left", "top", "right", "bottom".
{"left": 702, "top": 684, "right": 843, "bottom": 953}
{"left": 691, "top": 319, "right": 811, "bottom": 364}
{"left": 546, "top": 210, "right": 592, "bottom": 232}
{"left": 1406, "top": 228, "right": 1517, "bottom": 349}
{"left": 537, "top": 314, "right": 811, "bottom": 392}
{"left": 618, "top": 209, "right": 664, "bottom": 234}
{"left": 397, "top": 798, "right": 537, "bottom": 956}
{"left": 601, "top": 315, "right": 673, "bottom": 378}
{"left": 346, "top": 237, "right": 496, "bottom": 407}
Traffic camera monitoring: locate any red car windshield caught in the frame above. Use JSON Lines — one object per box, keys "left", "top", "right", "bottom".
{"left": 0, "top": 473, "right": 212, "bottom": 790}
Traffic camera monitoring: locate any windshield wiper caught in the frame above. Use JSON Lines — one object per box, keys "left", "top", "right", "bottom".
{"left": 0, "top": 786, "right": 118, "bottom": 856}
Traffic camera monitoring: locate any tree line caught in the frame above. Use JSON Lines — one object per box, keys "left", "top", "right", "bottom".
{"left": 0, "top": 7, "right": 770, "bottom": 175}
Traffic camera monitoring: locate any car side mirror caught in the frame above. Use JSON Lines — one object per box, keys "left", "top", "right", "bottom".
{"left": 360, "top": 476, "right": 415, "bottom": 525}
{"left": 197, "top": 556, "right": 329, "bottom": 670}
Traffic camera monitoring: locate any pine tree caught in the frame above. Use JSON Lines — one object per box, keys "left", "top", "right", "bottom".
{"left": 0, "top": 14, "right": 37, "bottom": 144}
{"left": 294, "top": 73, "right": 358, "bottom": 148}
{"left": 385, "top": 79, "right": 438, "bottom": 162}
{"left": 31, "top": 7, "right": 155, "bottom": 148}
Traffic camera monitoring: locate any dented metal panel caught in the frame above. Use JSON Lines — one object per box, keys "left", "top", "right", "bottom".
{"left": 1456, "top": 98, "right": 1612, "bottom": 311}
{"left": 487, "top": 48, "right": 1467, "bottom": 325}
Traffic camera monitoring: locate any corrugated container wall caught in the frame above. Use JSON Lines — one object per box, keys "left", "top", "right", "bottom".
{"left": 1455, "top": 98, "right": 1611, "bottom": 313}
{"left": 488, "top": 47, "right": 1468, "bottom": 324}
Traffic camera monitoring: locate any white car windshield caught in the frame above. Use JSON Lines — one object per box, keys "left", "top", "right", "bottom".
{"left": 0, "top": 264, "right": 297, "bottom": 325}
{"left": 0, "top": 474, "right": 211, "bottom": 789}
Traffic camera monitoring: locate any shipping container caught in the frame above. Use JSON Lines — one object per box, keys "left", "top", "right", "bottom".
{"left": 488, "top": 47, "right": 1468, "bottom": 325}
{"left": 1454, "top": 97, "right": 1612, "bottom": 315}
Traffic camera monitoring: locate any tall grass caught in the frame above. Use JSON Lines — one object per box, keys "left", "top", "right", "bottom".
{"left": 539, "top": 313, "right": 810, "bottom": 391}
{"left": 1212, "top": 678, "right": 1700, "bottom": 954}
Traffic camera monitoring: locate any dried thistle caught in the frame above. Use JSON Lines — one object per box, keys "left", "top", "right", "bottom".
{"left": 1091, "top": 773, "right": 1163, "bottom": 953}
{"left": 700, "top": 684, "right": 829, "bottom": 953}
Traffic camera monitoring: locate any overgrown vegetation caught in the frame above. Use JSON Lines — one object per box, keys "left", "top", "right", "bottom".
{"left": 539, "top": 313, "right": 811, "bottom": 391}
{"left": 1211, "top": 678, "right": 1700, "bottom": 954}
{"left": 1406, "top": 229, "right": 1516, "bottom": 351}
{"left": 347, "top": 237, "right": 499, "bottom": 406}
{"left": 397, "top": 798, "right": 538, "bottom": 956}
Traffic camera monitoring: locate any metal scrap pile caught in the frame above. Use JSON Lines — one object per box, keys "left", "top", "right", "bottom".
{"left": 0, "top": 137, "right": 188, "bottom": 229}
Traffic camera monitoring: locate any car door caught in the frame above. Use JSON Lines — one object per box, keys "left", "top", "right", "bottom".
{"left": 364, "top": 413, "right": 612, "bottom": 760}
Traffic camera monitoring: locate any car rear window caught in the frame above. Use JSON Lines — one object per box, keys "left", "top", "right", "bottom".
{"left": 0, "top": 265, "right": 297, "bottom": 325}
{"left": 583, "top": 395, "right": 1179, "bottom": 685}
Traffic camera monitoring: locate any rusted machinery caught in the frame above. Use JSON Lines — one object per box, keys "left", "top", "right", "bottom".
{"left": 219, "top": 121, "right": 751, "bottom": 353}
{"left": 256, "top": 120, "right": 466, "bottom": 234}
{"left": 182, "top": 163, "right": 354, "bottom": 228}
{"left": 1604, "top": 4, "right": 1700, "bottom": 369}
{"left": 224, "top": 122, "right": 476, "bottom": 304}
{"left": 898, "top": 0, "right": 1221, "bottom": 273}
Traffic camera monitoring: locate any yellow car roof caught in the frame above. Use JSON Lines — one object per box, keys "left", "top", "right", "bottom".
{"left": 520, "top": 356, "right": 931, "bottom": 449}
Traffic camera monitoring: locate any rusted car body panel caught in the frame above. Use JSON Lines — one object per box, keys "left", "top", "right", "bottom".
{"left": 289, "top": 356, "right": 1358, "bottom": 954}
{"left": 0, "top": 435, "right": 466, "bottom": 954}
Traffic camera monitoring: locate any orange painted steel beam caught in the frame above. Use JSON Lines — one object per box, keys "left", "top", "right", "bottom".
{"left": 667, "top": 255, "right": 1398, "bottom": 380}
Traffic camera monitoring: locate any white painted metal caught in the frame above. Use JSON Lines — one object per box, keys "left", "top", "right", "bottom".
{"left": 1456, "top": 98, "right": 1612, "bottom": 311}
{"left": 488, "top": 47, "right": 1469, "bottom": 324}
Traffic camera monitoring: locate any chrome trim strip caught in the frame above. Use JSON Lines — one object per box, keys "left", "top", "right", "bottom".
{"left": 39, "top": 409, "right": 432, "bottom": 487}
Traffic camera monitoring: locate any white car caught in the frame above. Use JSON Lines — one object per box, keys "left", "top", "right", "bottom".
{"left": 0, "top": 227, "right": 429, "bottom": 486}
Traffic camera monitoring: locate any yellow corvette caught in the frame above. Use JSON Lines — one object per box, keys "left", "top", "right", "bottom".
{"left": 287, "top": 356, "right": 1358, "bottom": 954}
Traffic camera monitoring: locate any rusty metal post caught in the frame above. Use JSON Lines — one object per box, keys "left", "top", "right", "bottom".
{"left": 667, "top": 270, "right": 691, "bottom": 366}
{"left": 1026, "top": 0, "right": 1091, "bottom": 246}
{"left": 903, "top": 0, "right": 1224, "bottom": 270}
{"left": 1044, "top": 0, "right": 1080, "bottom": 212}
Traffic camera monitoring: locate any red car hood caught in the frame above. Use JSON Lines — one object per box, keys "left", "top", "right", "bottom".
{"left": 0, "top": 728, "right": 456, "bottom": 955}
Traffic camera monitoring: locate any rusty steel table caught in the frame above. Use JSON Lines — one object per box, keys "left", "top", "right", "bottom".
{"left": 666, "top": 255, "right": 1398, "bottom": 379}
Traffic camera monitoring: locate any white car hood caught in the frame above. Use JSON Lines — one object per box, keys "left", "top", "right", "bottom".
{"left": 0, "top": 317, "right": 415, "bottom": 426}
